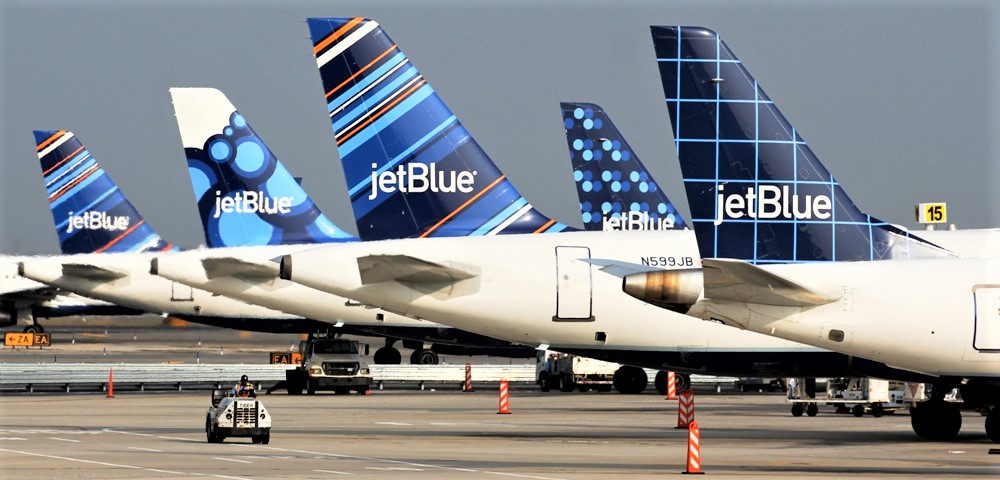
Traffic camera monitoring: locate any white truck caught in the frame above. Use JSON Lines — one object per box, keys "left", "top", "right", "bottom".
{"left": 787, "top": 377, "right": 917, "bottom": 417}
{"left": 537, "top": 351, "right": 616, "bottom": 392}
{"left": 206, "top": 388, "right": 271, "bottom": 444}
{"left": 285, "top": 335, "right": 373, "bottom": 395}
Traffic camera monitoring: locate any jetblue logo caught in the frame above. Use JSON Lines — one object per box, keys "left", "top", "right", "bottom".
{"left": 368, "top": 163, "right": 477, "bottom": 200}
{"left": 66, "top": 211, "right": 130, "bottom": 233}
{"left": 603, "top": 212, "right": 675, "bottom": 231}
{"left": 213, "top": 191, "right": 293, "bottom": 219}
{"left": 714, "top": 185, "right": 832, "bottom": 226}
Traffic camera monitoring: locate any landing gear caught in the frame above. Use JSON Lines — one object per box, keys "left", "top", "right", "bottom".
{"left": 910, "top": 399, "right": 962, "bottom": 440}
{"left": 409, "top": 349, "right": 439, "bottom": 365}
{"left": 23, "top": 324, "right": 44, "bottom": 334}
{"left": 986, "top": 409, "right": 999, "bottom": 443}
{"left": 612, "top": 366, "right": 647, "bottom": 394}
{"left": 373, "top": 345, "right": 402, "bottom": 364}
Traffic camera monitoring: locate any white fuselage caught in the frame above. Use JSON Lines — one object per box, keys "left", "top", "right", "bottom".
{"left": 687, "top": 258, "right": 1000, "bottom": 378}
{"left": 152, "top": 245, "right": 441, "bottom": 328}
{"left": 282, "top": 230, "right": 819, "bottom": 353}
{"left": 18, "top": 252, "right": 298, "bottom": 319}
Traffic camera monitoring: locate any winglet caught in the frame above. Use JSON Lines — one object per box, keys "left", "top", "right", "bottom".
{"left": 34, "top": 130, "right": 175, "bottom": 254}
{"left": 307, "top": 17, "right": 569, "bottom": 240}
{"left": 561, "top": 102, "right": 687, "bottom": 232}
{"left": 170, "top": 87, "right": 355, "bottom": 248}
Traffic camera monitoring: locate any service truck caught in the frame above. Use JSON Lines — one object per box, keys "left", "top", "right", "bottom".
{"left": 205, "top": 388, "right": 271, "bottom": 444}
{"left": 537, "top": 351, "right": 616, "bottom": 392}
{"left": 285, "top": 334, "right": 373, "bottom": 395}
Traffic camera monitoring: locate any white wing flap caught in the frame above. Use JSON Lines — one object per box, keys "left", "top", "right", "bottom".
{"left": 202, "top": 257, "right": 279, "bottom": 281}
{"left": 703, "top": 258, "right": 840, "bottom": 307}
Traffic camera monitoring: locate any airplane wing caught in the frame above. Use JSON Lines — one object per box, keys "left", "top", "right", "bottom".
{"left": 61, "top": 263, "right": 127, "bottom": 281}
{"left": 202, "top": 257, "right": 279, "bottom": 281}
{"left": 357, "top": 255, "right": 478, "bottom": 285}
{"left": 702, "top": 258, "right": 840, "bottom": 307}
{"left": 579, "top": 258, "right": 667, "bottom": 278}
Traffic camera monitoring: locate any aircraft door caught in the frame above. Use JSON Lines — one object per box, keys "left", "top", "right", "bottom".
{"left": 973, "top": 287, "right": 1000, "bottom": 351}
{"left": 553, "top": 246, "right": 594, "bottom": 321}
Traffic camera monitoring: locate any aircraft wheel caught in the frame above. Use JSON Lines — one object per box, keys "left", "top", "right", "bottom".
{"left": 911, "top": 400, "right": 962, "bottom": 440}
{"left": 791, "top": 404, "right": 804, "bottom": 417}
{"left": 984, "top": 408, "right": 998, "bottom": 443}
{"left": 612, "top": 366, "right": 647, "bottom": 394}
{"left": 411, "top": 349, "right": 438, "bottom": 365}
{"left": 23, "top": 324, "right": 43, "bottom": 334}
{"left": 806, "top": 403, "right": 819, "bottom": 417}
{"left": 373, "top": 347, "right": 401, "bottom": 364}
{"left": 654, "top": 371, "right": 667, "bottom": 395}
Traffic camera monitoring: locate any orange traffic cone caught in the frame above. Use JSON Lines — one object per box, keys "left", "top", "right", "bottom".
{"left": 106, "top": 368, "right": 115, "bottom": 398}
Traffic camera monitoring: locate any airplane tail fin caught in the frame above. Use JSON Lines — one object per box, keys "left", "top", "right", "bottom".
{"left": 561, "top": 102, "right": 687, "bottom": 232}
{"left": 34, "top": 130, "right": 176, "bottom": 254}
{"left": 650, "top": 26, "right": 952, "bottom": 263}
{"left": 307, "top": 17, "right": 568, "bottom": 240}
{"left": 170, "top": 87, "right": 355, "bottom": 248}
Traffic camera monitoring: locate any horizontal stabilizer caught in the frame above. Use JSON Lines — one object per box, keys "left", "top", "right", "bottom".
{"left": 703, "top": 258, "right": 840, "bottom": 307}
{"left": 580, "top": 258, "right": 667, "bottom": 278}
{"left": 61, "top": 263, "right": 127, "bottom": 281}
{"left": 358, "top": 255, "right": 477, "bottom": 286}
{"left": 202, "top": 257, "right": 279, "bottom": 281}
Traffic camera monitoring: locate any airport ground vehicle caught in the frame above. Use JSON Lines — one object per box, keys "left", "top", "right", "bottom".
{"left": 537, "top": 351, "right": 616, "bottom": 392}
{"left": 285, "top": 334, "right": 372, "bottom": 395}
{"left": 206, "top": 388, "right": 271, "bottom": 444}
{"left": 786, "top": 377, "right": 917, "bottom": 417}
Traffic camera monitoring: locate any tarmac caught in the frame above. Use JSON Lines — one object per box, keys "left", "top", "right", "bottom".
{"left": 0, "top": 321, "right": 997, "bottom": 478}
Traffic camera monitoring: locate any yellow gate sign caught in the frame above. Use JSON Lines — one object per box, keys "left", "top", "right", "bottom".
{"left": 269, "top": 352, "right": 302, "bottom": 365}
{"left": 916, "top": 203, "right": 947, "bottom": 224}
{"left": 5, "top": 332, "right": 50, "bottom": 347}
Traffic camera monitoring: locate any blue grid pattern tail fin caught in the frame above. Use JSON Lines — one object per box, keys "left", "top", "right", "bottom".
{"left": 34, "top": 130, "right": 176, "bottom": 254}
{"left": 170, "top": 88, "right": 356, "bottom": 248}
{"left": 650, "top": 26, "right": 952, "bottom": 263}
{"left": 561, "top": 102, "right": 687, "bottom": 232}
{"left": 308, "top": 17, "right": 570, "bottom": 240}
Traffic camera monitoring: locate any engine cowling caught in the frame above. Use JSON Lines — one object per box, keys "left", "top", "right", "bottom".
{"left": 622, "top": 269, "right": 702, "bottom": 314}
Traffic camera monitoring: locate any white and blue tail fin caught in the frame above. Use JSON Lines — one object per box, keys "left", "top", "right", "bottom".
{"left": 650, "top": 26, "right": 952, "bottom": 264}
{"left": 307, "top": 17, "right": 570, "bottom": 240}
{"left": 34, "top": 130, "right": 176, "bottom": 254}
{"left": 561, "top": 102, "right": 687, "bottom": 232}
{"left": 170, "top": 87, "right": 355, "bottom": 248}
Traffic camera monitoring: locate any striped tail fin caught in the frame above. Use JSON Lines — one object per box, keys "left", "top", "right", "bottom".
{"left": 34, "top": 130, "right": 176, "bottom": 254}
{"left": 170, "top": 87, "right": 356, "bottom": 248}
{"left": 308, "top": 17, "right": 570, "bottom": 240}
{"left": 561, "top": 102, "right": 687, "bottom": 232}
{"left": 650, "top": 26, "right": 952, "bottom": 264}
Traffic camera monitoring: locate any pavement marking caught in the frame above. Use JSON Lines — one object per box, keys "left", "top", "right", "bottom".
{"left": 104, "top": 427, "right": 568, "bottom": 480}
{"left": 314, "top": 469, "right": 351, "bottom": 475}
{"left": 127, "top": 447, "right": 163, "bottom": 453}
{"left": 214, "top": 457, "right": 253, "bottom": 464}
{"left": 0, "top": 446, "right": 252, "bottom": 480}
{"left": 375, "top": 421, "right": 413, "bottom": 426}
{"left": 0, "top": 438, "right": 26, "bottom": 441}
{"left": 144, "top": 468, "right": 186, "bottom": 475}
{"left": 50, "top": 437, "right": 81, "bottom": 443}
{"left": 0, "top": 447, "right": 143, "bottom": 470}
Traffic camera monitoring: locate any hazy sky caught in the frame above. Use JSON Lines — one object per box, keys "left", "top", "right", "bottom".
{"left": 1, "top": 0, "right": 996, "bottom": 254}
